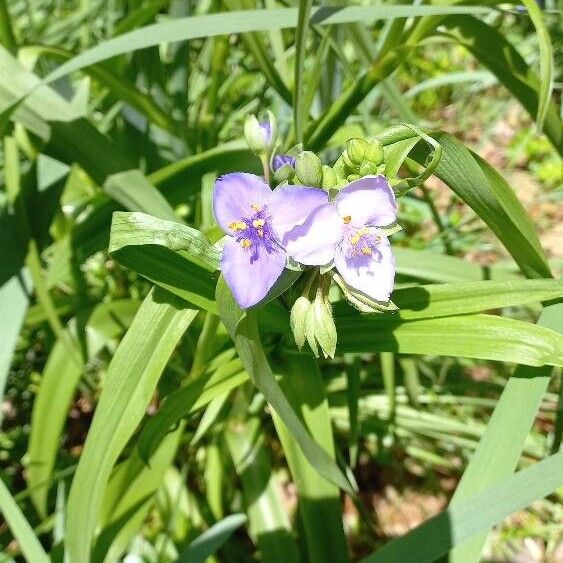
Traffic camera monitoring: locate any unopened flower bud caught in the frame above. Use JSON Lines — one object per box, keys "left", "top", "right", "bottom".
{"left": 244, "top": 111, "right": 276, "bottom": 154}
{"left": 295, "top": 151, "right": 323, "bottom": 187}
{"left": 272, "top": 154, "right": 296, "bottom": 172}
{"left": 359, "top": 162, "right": 374, "bottom": 176}
{"left": 321, "top": 165, "right": 337, "bottom": 190}
{"left": 312, "top": 288, "right": 337, "bottom": 359}
{"left": 290, "top": 296, "right": 311, "bottom": 350}
{"left": 346, "top": 138, "right": 368, "bottom": 166}
{"left": 272, "top": 154, "right": 296, "bottom": 183}
{"left": 365, "top": 138, "right": 384, "bottom": 165}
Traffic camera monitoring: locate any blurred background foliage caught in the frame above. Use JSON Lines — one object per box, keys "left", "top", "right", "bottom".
{"left": 0, "top": 0, "right": 562, "bottom": 561}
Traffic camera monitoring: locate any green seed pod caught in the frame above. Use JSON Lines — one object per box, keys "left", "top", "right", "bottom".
{"left": 295, "top": 151, "right": 323, "bottom": 187}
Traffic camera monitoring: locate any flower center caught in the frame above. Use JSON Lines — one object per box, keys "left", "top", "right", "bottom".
{"left": 344, "top": 226, "right": 381, "bottom": 259}
{"left": 228, "top": 203, "right": 279, "bottom": 262}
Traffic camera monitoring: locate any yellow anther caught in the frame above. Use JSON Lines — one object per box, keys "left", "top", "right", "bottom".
{"left": 252, "top": 218, "right": 265, "bottom": 228}
{"left": 250, "top": 203, "right": 263, "bottom": 212}
{"left": 361, "top": 246, "right": 372, "bottom": 255}
{"left": 351, "top": 233, "right": 361, "bottom": 245}
{"left": 229, "top": 221, "right": 247, "bottom": 232}
{"left": 343, "top": 215, "right": 352, "bottom": 224}
{"left": 257, "top": 228, "right": 264, "bottom": 237}
{"left": 240, "top": 238, "right": 252, "bottom": 249}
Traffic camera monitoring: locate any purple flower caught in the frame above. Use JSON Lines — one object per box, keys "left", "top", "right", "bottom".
{"left": 213, "top": 173, "right": 328, "bottom": 308}
{"left": 273, "top": 154, "right": 296, "bottom": 171}
{"left": 284, "top": 176, "right": 397, "bottom": 302}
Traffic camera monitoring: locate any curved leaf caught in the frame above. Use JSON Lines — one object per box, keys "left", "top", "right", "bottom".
{"left": 216, "top": 276, "right": 355, "bottom": 494}
{"left": 361, "top": 450, "right": 563, "bottom": 563}
{"left": 336, "top": 313, "right": 563, "bottom": 367}
{"left": 66, "top": 289, "right": 197, "bottom": 562}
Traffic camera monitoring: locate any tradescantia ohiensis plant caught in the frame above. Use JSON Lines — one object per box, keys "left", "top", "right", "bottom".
{"left": 214, "top": 113, "right": 430, "bottom": 357}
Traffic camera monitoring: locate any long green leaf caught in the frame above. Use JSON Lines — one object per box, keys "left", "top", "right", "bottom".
{"left": 66, "top": 289, "right": 197, "bottom": 562}
{"left": 440, "top": 15, "right": 561, "bottom": 152}
{"left": 409, "top": 130, "right": 551, "bottom": 279}
{"left": 391, "top": 279, "right": 563, "bottom": 320}
{"left": 448, "top": 302, "right": 563, "bottom": 562}
{"left": 109, "top": 211, "right": 220, "bottom": 270}
{"left": 216, "top": 276, "right": 355, "bottom": 494}
{"left": 225, "top": 415, "right": 301, "bottom": 563}
{"left": 40, "top": 6, "right": 490, "bottom": 86}
{"left": 94, "top": 426, "right": 183, "bottom": 563}
{"left": 27, "top": 300, "right": 139, "bottom": 516}
{"left": 178, "top": 514, "right": 248, "bottom": 563}
{"left": 361, "top": 450, "right": 563, "bottom": 563}
{"left": 272, "top": 354, "right": 349, "bottom": 563}
{"left": 336, "top": 313, "right": 563, "bottom": 367}
{"left": 109, "top": 211, "right": 219, "bottom": 312}
{"left": 0, "top": 478, "right": 49, "bottom": 563}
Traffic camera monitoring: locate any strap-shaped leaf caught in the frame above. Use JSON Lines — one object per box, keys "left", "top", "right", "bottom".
{"left": 336, "top": 313, "right": 563, "bottom": 367}
{"left": 66, "top": 289, "right": 198, "bottom": 562}
{"left": 39, "top": 6, "right": 490, "bottom": 86}
{"left": 109, "top": 211, "right": 219, "bottom": 312}
{"left": 109, "top": 211, "right": 220, "bottom": 271}
{"left": 390, "top": 279, "right": 563, "bottom": 320}
{"left": 410, "top": 130, "right": 551, "bottom": 279}
{"left": 360, "top": 450, "right": 563, "bottom": 563}
{"left": 440, "top": 15, "right": 561, "bottom": 153}
{"left": 448, "top": 302, "right": 563, "bottom": 562}
{"left": 216, "top": 276, "right": 355, "bottom": 494}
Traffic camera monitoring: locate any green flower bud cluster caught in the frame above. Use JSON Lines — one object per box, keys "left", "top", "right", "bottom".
{"left": 332, "top": 137, "right": 386, "bottom": 186}
{"left": 290, "top": 273, "right": 336, "bottom": 359}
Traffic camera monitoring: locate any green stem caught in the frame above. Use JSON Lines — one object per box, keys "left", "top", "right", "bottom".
{"left": 189, "top": 313, "right": 220, "bottom": 379}
{"left": 420, "top": 183, "right": 455, "bottom": 255}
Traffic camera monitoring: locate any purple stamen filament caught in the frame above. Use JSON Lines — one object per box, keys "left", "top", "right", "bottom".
{"left": 228, "top": 204, "right": 280, "bottom": 263}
